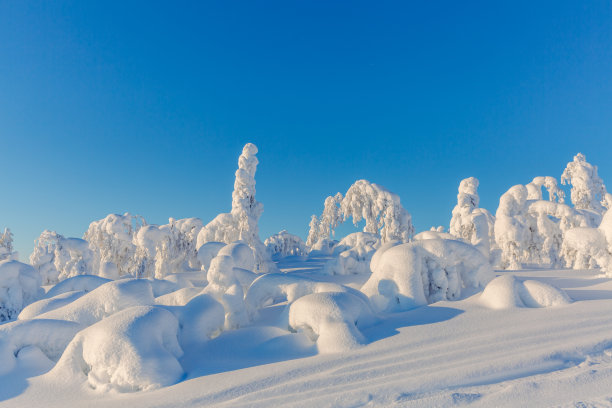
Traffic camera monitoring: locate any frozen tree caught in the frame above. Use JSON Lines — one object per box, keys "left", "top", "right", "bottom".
{"left": 307, "top": 180, "right": 414, "bottom": 247}
{"left": 449, "top": 177, "right": 495, "bottom": 258}
{"left": 0, "top": 228, "right": 17, "bottom": 261}
{"left": 265, "top": 230, "right": 306, "bottom": 258}
{"left": 526, "top": 176, "right": 565, "bottom": 203}
{"left": 197, "top": 143, "right": 275, "bottom": 272}
{"left": 561, "top": 153, "right": 607, "bottom": 214}
{"left": 203, "top": 255, "right": 248, "bottom": 329}
{"left": 83, "top": 213, "right": 146, "bottom": 277}
{"left": 30, "top": 230, "right": 95, "bottom": 284}
{"left": 561, "top": 209, "right": 612, "bottom": 274}
{"left": 495, "top": 180, "right": 588, "bottom": 269}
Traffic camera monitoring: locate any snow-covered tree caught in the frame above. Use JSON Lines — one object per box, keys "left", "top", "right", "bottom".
{"left": 265, "top": 230, "right": 306, "bottom": 258}
{"left": 203, "top": 255, "right": 248, "bottom": 329}
{"left": 449, "top": 177, "right": 495, "bottom": 258}
{"left": 197, "top": 143, "right": 275, "bottom": 272}
{"left": 0, "top": 228, "right": 17, "bottom": 261}
{"left": 307, "top": 180, "right": 414, "bottom": 247}
{"left": 561, "top": 153, "right": 607, "bottom": 215}
{"left": 30, "top": 230, "right": 95, "bottom": 284}
{"left": 83, "top": 213, "right": 146, "bottom": 277}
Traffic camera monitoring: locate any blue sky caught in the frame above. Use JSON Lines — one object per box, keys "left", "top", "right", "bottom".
{"left": 1, "top": 1, "right": 611, "bottom": 257}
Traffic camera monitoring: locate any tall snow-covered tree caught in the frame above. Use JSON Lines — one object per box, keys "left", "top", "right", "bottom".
{"left": 197, "top": 143, "right": 274, "bottom": 272}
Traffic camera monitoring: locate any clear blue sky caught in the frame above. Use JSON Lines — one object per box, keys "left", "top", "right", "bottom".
{"left": 1, "top": 1, "right": 611, "bottom": 257}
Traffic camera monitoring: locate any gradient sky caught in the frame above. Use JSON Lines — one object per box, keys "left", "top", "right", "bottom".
{"left": 1, "top": 1, "right": 611, "bottom": 257}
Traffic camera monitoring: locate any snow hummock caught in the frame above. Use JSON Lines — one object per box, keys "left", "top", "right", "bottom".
{"left": 51, "top": 306, "right": 184, "bottom": 392}
{"left": 480, "top": 275, "right": 572, "bottom": 309}
{"left": 287, "top": 291, "right": 376, "bottom": 353}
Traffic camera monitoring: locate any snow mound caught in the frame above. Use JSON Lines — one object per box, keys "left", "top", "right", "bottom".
{"left": 44, "top": 275, "right": 110, "bottom": 299}
{"left": 361, "top": 239, "right": 493, "bottom": 312}
{"left": 51, "top": 306, "right": 183, "bottom": 392}
{"left": 480, "top": 275, "right": 572, "bottom": 309}
{"left": 156, "top": 287, "right": 204, "bottom": 306}
{"left": 0, "top": 318, "right": 83, "bottom": 375}
{"left": 162, "top": 294, "right": 225, "bottom": 347}
{"left": 245, "top": 273, "right": 349, "bottom": 318}
{"left": 36, "top": 279, "right": 154, "bottom": 326}
{"left": 287, "top": 291, "right": 376, "bottom": 353}
{"left": 0, "top": 260, "right": 43, "bottom": 321}
{"left": 19, "top": 290, "right": 85, "bottom": 320}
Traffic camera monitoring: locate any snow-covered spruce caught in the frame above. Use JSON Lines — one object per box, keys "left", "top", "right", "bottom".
{"left": 322, "top": 232, "right": 381, "bottom": 275}
{"left": 494, "top": 180, "right": 588, "bottom": 269}
{"left": 449, "top": 177, "right": 495, "bottom": 259}
{"left": 361, "top": 239, "right": 493, "bottom": 313}
{"left": 561, "top": 209, "right": 612, "bottom": 273}
{"left": 51, "top": 306, "right": 184, "bottom": 392}
{"left": 0, "top": 228, "right": 18, "bottom": 261}
{"left": 479, "top": 275, "right": 572, "bottom": 309}
{"left": 202, "top": 255, "right": 248, "bottom": 329}
{"left": 561, "top": 153, "right": 608, "bottom": 216}
{"left": 265, "top": 230, "right": 307, "bottom": 259}
{"left": 197, "top": 143, "right": 275, "bottom": 273}
{"left": 83, "top": 213, "right": 146, "bottom": 278}
{"left": 0, "top": 260, "right": 43, "bottom": 321}
{"left": 30, "top": 230, "right": 95, "bottom": 284}
{"left": 307, "top": 180, "right": 414, "bottom": 248}
{"left": 287, "top": 291, "right": 376, "bottom": 353}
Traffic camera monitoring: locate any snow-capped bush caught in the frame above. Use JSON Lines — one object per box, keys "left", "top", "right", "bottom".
{"left": 19, "top": 291, "right": 86, "bottom": 320}
{"left": 323, "top": 232, "right": 381, "bottom": 275}
{"left": 84, "top": 213, "right": 146, "bottom": 277}
{"left": 0, "top": 260, "right": 43, "bottom": 322}
{"left": 479, "top": 275, "right": 571, "bottom": 309}
{"left": 52, "top": 306, "right": 184, "bottom": 392}
{"left": 203, "top": 255, "right": 247, "bottom": 329}
{"left": 265, "top": 230, "right": 306, "bottom": 259}
{"left": 196, "top": 242, "right": 226, "bottom": 271}
{"left": 449, "top": 177, "right": 495, "bottom": 258}
{"left": 307, "top": 180, "right": 414, "bottom": 248}
{"left": 0, "top": 318, "right": 83, "bottom": 375}
{"left": 287, "top": 291, "right": 376, "bottom": 353}
{"left": 44, "top": 274, "right": 110, "bottom": 298}
{"left": 197, "top": 143, "right": 275, "bottom": 273}
{"left": 0, "top": 228, "right": 18, "bottom": 261}
{"left": 35, "top": 279, "right": 154, "bottom": 326}
{"left": 361, "top": 239, "right": 493, "bottom": 313}
{"left": 561, "top": 153, "right": 607, "bottom": 214}
{"left": 30, "top": 230, "right": 95, "bottom": 284}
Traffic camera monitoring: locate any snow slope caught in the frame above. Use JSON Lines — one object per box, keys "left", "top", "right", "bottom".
{"left": 3, "top": 263, "right": 612, "bottom": 407}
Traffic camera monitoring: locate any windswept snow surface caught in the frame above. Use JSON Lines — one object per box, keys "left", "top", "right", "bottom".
{"left": 5, "top": 263, "right": 612, "bottom": 407}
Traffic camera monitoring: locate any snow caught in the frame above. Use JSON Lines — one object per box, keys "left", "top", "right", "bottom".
{"left": 5, "top": 149, "right": 612, "bottom": 406}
